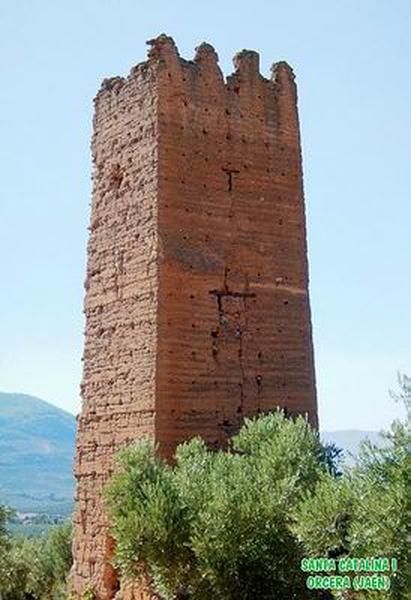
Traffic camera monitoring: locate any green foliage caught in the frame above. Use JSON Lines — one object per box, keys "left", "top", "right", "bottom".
{"left": 0, "top": 505, "right": 13, "bottom": 594}
{"left": 294, "top": 418, "right": 408, "bottom": 599}
{"left": 107, "top": 406, "right": 408, "bottom": 600}
{"left": 106, "top": 411, "right": 327, "bottom": 599}
{"left": 350, "top": 421, "right": 408, "bottom": 598}
{"left": 293, "top": 474, "right": 353, "bottom": 558}
{"left": 0, "top": 517, "right": 73, "bottom": 600}
{"left": 81, "top": 587, "right": 96, "bottom": 600}
{"left": 43, "top": 521, "right": 73, "bottom": 585}
{"left": 0, "top": 505, "right": 13, "bottom": 548}
{"left": 0, "top": 537, "right": 49, "bottom": 600}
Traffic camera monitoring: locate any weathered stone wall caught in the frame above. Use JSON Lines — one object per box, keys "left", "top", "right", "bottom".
{"left": 72, "top": 35, "right": 317, "bottom": 600}
{"left": 72, "top": 61, "right": 160, "bottom": 599}
{"left": 154, "top": 37, "right": 317, "bottom": 455}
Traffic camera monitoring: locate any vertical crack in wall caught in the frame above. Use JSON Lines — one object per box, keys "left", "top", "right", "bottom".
{"left": 209, "top": 289, "right": 255, "bottom": 417}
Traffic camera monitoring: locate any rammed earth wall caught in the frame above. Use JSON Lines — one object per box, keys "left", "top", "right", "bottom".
{"left": 72, "top": 35, "right": 318, "bottom": 600}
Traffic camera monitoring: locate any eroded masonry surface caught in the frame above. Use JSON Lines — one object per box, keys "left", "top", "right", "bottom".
{"left": 73, "top": 35, "right": 318, "bottom": 600}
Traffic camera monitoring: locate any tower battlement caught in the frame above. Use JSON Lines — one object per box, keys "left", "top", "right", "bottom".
{"left": 98, "top": 34, "right": 295, "bottom": 91}
{"left": 73, "top": 35, "right": 317, "bottom": 599}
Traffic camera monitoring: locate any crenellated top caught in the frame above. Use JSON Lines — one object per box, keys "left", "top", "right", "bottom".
{"left": 271, "top": 61, "right": 297, "bottom": 95}
{"left": 233, "top": 49, "right": 260, "bottom": 77}
{"left": 93, "top": 34, "right": 299, "bottom": 143}
{"left": 194, "top": 42, "right": 219, "bottom": 64}
{"left": 146, "top": 34, "right": 182, "bottom": 69}
{"left": 95, "top": 34, "right": 297, "bottom": 99}
{"left": 271, "top": 61, "right": 296, "bottom": 81}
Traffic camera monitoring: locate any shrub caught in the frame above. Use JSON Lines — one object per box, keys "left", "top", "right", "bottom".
{"left": 107, "top": 408, "right": 407, "bottom": 600}
{"left": 106, "top": 411, "right": 328, "bottom": 599}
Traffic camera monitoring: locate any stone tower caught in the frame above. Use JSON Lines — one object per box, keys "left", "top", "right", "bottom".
{"left": 72, "top": 35, "right": 317, "bottom": 599}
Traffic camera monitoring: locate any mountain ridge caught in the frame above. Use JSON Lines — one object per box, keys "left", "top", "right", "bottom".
{"left": 0, "top": 392, "right": 76, "bottom": 515}
{"left": 0, "top": 392, "right": 382, "bottom": 514}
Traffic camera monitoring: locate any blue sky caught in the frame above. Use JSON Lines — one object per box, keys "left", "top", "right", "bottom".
{"left": 0, "top": 1, "right": 409, "bottom": 431}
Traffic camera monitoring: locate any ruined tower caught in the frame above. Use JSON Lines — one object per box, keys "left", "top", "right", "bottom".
{"left": 72, "top": 35, "right": 317, "bottom": 599}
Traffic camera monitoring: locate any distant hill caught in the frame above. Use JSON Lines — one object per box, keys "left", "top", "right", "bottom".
{"left": 0, "top": 392, "right": 76, "bottom": 515}
{"left": 0, "top": 391, "right": 383, "bottom": 514}
{"left": 321, "top": 429, "right": 382, "bottom": 465}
